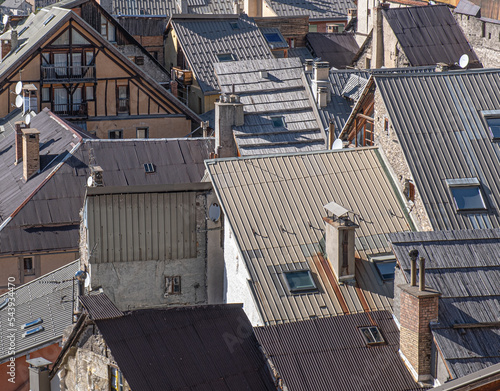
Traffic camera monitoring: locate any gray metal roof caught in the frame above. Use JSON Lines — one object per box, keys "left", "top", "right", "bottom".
{"left": 0, "top": 138, "right": 214, "bottom": 255}
{"left": 264, "top": 0, "right": 354, "bottom": 21}
{"left": 0, "top": 0, "right": 31, "bottom": 9}
{"left": 260, "top": 27, "right": 289, "bottom": 49}
{"left": 383, "top": 5, "right": 481, "bottom": 67}
{"left": 287, "top": 46, "right": 314, "bottom": 63}
{"left": 116, "top": 15, "right": 166, "bottom": 36}
{"left": 0, "top": 260, "right": 79, "bottom": 363}
{"left": 170, "top": 14, "right": 274, "bottom": 94}
{"left": 214, "top": 57, "right": 326, "bottom": 156}
{"left": 94, "top": 305, "right": 277, "bottom": 390}
{"left": 306, "top": 32, "right": 359, "bottom": 69}
{"left": 388, "top": 229, "right": 500, "bottom": 379}
{"left": 0, "top": 108, "right": 83, "bottom": 227}
{"left": 341, "top": 74, "right": 369, "bottom": 101}
{"left": 454, "top": 0, "right": 500, "bottom": 21}
{"left": 454, "top": 0, "right": 481, "bottom": 17}
{"left": 255, "top": 311, "right": 428, "bottom": 391}
{"left": 111, "top": 0, "right": 234, "bottom": 16}
{"left": 79, "top": 293, "right": 124, "bottom": 320}
{"left": 206, "top": 147, "right": 414, "bottom": 325}
{"left": 375, "top": 69, "right": 500, "bottom": 230}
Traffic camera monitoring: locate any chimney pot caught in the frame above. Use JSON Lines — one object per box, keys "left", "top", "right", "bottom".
{"left": 409, "top": 249, "right": 418, "bottom": 286}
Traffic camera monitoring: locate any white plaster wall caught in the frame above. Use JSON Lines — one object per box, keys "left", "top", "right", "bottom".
{"left": 206, "top": 191, "right": 225, "bottom": 304}
{"left": 224, "top": 220, "right": 264, "bottom": 326}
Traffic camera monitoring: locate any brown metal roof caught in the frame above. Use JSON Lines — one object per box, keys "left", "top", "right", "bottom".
{"left": 255, "top": 311, "right": 428, "bottom": 391}
{"left": 206, "top": 148, "right": 414, "bottom": 325}
{"left": 79, "top": 293, "right": 124, "bottom": 320}
{"left": 94, "top": 305, "right": 277, "bottom": 391}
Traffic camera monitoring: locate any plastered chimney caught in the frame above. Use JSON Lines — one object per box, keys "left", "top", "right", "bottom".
{"left": 323, "top": 202, "right": 358, "bottom": 282}
{"left": 244, "top": 0, "right": 262, "bottom": 17}
{"left": 10, "top": 30, "right": 18, "bottom": 52}
{"left": 318, "top": 86, "right": 328, "bottom": 108}
{"left": 27, "top": 357, "right": 51, "bottom": 391}
{"left": 313, "top": 61, "right": 329, "bottom": 82}
{"left": 399, "top": 253, "right": 440, "bottom": 383}
{"left": 215, "top": 93, "right": 244, "bottom": 158}
{"left": 22, "top": 128, "right": 40, "bottom": 181}
{"left": 304, "top": 59, "right": 313, "bottom": 72}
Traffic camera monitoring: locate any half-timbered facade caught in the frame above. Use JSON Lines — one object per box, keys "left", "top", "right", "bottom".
{"left": 0, "top": 6, "right": 200, "bottom": 138}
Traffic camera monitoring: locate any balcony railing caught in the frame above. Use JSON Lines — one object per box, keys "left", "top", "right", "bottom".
{"left": 41, "top": 65, "right": 96, "bottom": 82}
{"left": 53, "top": 102, "right": 88, "bottom": 117}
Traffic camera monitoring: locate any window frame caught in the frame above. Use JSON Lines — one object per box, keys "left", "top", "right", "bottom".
{"left": 165, "top": 276, "right": 181, "bottom": 296}
{"left": 23, "top": 257, "right": 35, "bottom": 276}
{"left": 481, "top": 110, "right": 500, "bottom": 140}
{"left": 271, "top": 116, "right": 285, "bottom": 128}
{"left": 108, "top": 129, "right": 123, "bottom": 139}
{"left": 359, "top": 326, "right": 385, "bottom": 346}
{"left": 216, "top": 53, "right": 236, "bottom": 62}
{"left": 116, "top": 84, "right": 129, "bottom": 115}
{"left": 109, "top": 366, "right": 123, "bottom": 391}
{"left": 446, "top": 178, "right": 487, "bottom": 211}
{"left": 136, "top": 127, "right": 149, "bottom": 138}
{"left": 283, "top": 270, "right": 317, "bottom": 293}
{"left": 370, "top": 254, "right": 397, "bottom": 281}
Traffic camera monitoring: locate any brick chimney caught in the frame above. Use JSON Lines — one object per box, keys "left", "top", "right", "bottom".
{"left": 399, "top": 252, "right": 440, "bottom": 383}
{"left": 323, "top": 202, "right": 358, "bottom": 282}
{"left": 14, "top": 120, "right": 28, "bottom": 164}
{"left": 215, "top": 93, "right": 243, "bottom": 158}
{"left": 22, "top": 128, "right": 40, "bottom": 181}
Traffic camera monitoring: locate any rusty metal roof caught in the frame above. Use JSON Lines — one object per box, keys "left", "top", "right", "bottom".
{"left": 94, "top": 304, "right": 277, "bottom": 390}
{"left": 206, "top": 148, "right": 414, "bottom": 325}
{"left": 255, "top": 311, "right": 428, "bottom": 391}
{"left": 79, "top": 293, "right": 124, "bottom": 320}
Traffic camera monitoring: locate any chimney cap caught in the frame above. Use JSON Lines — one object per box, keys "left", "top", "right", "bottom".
{"left": 314, "top": 61, "right": 330, "bottom": 69}
{"left": 26, "top": 357, "right": 52, "bottom": 368}
{"left": 21, "top": 127, "right": 39, "bottom": 135}
{"left": 324, "top": 201, "right": 349, "bottom": 218}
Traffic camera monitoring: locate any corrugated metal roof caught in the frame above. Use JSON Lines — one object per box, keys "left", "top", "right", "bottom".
{"left": 306, "top": 32, "right": 359, "bottom": 69}
{"left": 94, "top": 305, "right": 277, "bottom": 390}
{"left": 111, "top": 0, "right": 234, "bottom": 16}
{"left": 255, "top": 311, "right": 428, "bottom": 391}
{"left": 455, "top": 0, "right": 481, "bottom": 17}
{"left": 383, "top": 5, "right": 481, "bottom": 67}
{"left": 455, "top": 0, "right": 500, "bottom": 21}
{"left": 79, "top": 293, "right": 124, "bottom": 320}
{"left": 287, "top": 47, "right": 314, "bottom": 63}
{"left": 0, "top": 138, "right": 214, "bottom": 255}
{"left": 341, "top": 74, "right": 369, "bottom": 101}
{"left": 264, "top": 0, "right": 354, "bottom": 21}
{"left": 0, "top": 260, "right": 79, "bottom": 363}
{"left": 214, "top": 57, "right": 326, "bottom": 156}
{"left": 170, "top": 14, "right": 274, "bottom": 94}
{"left": 388, "top": 229, "right": 500, "bottom": 379}
{"left": 206, "top": 148, "right": 413, "bottom": 325}
{"left": 116, "top": 15, "right": 166, "bottom": 35}
{"left": 375, "top": 69, "right": 500, "bottom": 230}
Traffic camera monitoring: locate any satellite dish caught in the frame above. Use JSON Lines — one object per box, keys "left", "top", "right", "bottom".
{"left": 332, "top": 138, "right": 343, "bottom": 150}
{"left": 15, "top": 81, "right": 23, "bottom": 95}
{"left": 459, "top": 54, "right": 469, "bottom": 69}
{"left": 25, "top": 113, "right": 31, "bottom": 125}
{"left": 208, "top": 203, "right": 221, "bottom": 222}
{"left": 15, "top": 95, "right": 23, "bottom": 108}
{"left": 87, "top": 176, "right": 94, "bottom": 187}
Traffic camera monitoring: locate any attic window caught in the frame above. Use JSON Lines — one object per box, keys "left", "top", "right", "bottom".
{"left": 359, "top": 326, "right": 385, "bottom": 345}
{"left": 144, "top": 163, "right": 155, "bottom": 173}
{"left": 284, "top": 270, "right": 317, "bottom": 293}
{"left": 370, "top": 255, "right": 396, "bottom": 281}
{"left": 264, "top": 33, "right": 282, "bottom": 43}
{"left": 217, "top": 53, "right": 236, "bottom": 62}
{"left": 230, "top": 22, "right": 239, "bottom": 29}
{"left": 446, "top": 178, "right": 486, "bottom": 211}
{"left": 271, "top": 116, "right": 285, "bottom": 127}
{"left": 19, "top": 26, "right": 29, "bottom": 36}
{"left": 43, "top": 14, "right": 56, "bottom": 26}
{"left": 0, "top": 298, "right": 8, "bottom": 310}
{"left": 23, "top": 326, "right": 44, "bottom": 338}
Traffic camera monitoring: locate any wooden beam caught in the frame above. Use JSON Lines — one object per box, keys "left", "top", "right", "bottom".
{"left": 453, "top": 322, "right": 500, "bottom": 329}
{"left": 356, "top": 113, "right": 374, "bottom": 122}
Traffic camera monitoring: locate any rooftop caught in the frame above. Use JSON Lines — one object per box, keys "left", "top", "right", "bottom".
{"left": 110, "top": 0, "right": 234, "bottom": 16}
{"left": 169, "top": 14, "right": 274, "bottom": 94}
{"left": 306, "top": 32, "right": 359, "bottom": 69}
{"left": 0, "top": 260, "right": 79, "bottom": 363}
{"left": 382, "top": 5, "right": 481, "bottom": 67}
{"left": 263, "top": 0, "right": 354, "bottom": 21}
{"left": 389, "top": 229, "right": 500, "bottom": 379}
{"left": 214, "top": 57, "right": 326, "bottom": 155}
{"left": 255, "top": 311, "right": 427, "bottom": 391}
{"left": 455, "top": 0, "right": 500, "bottom": 22}
{"left": 206, "top": 147, "right": 413, "bottom": 325}
{"left": 374, "top": 69, "right": 500, "bottom": 230}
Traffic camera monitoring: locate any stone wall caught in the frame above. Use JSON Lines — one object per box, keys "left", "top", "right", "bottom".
{"left": 454, "top": 13, "right": 500, "bottom": 68}
{"left": 372, "top": 89, "right": 433, "bottom": 231}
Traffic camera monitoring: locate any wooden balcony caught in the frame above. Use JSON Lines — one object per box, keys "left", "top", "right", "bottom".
{"left": 52, "top": 102, "right": 88, "bottom": 117}
{"left": 41, "top": 65, "right": 96, "bottom": 83}
{"left": 172, "top": 67, "right": 193, "bottom": 85}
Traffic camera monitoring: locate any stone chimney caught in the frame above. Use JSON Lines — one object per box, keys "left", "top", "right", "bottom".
{"left": 176, "top": 0, "right": 188, "bottom": 13}
{"left": 27, "top": 357, "right": 51, "bottom": 391}
{"left": 399, "top": 252, "right": 440, "bottom": 383}
{"left": 14, "top": 120, "right": 28, "bottom": 164}
{"left": 323, "top": 202, "right": 358, "bottom": 282}
{"left": 22, "top": 128, "right": 40, "bottom": 181}
{"left": 215, "top": 93, "right": 244, "bottom": 158}
{"left": 372, "top": 3, "right": 389, "bottom": 69}
{"left": 1, "top": 37, "right": 12, "bottom": 60}
{"left": 11, "top": 30, "right": 18, "bottom": 52}
{"left": 244, "top": 0, "right": 262, "bottom": 17}
{"left": 233, "top": 0, "right": 242, "bottom": 13}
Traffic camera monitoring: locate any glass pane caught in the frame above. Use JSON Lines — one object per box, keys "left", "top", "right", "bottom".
{"left": 272, "top": 117, "right": 284, "bottom": 127}
{"left": 118, "top": 86, "right": 127, "bottom": 99}
{"left": 86, "top": 51, "right": 94, "bottom": 65}
{"left": 85, "top": 86, "right": 94, "bottom": 100}
{"left": 217, "top": 53, "right": 234, "bottom": 62}
{"left": 451, "top": 187, "right": 485, "bottom": 210}
{"left": 52, "top": 30, "right": 70, "bottom": 45}
{"left": 108, "top": 23, "right": 116, "bottom": 42}
{"left": 264, "top": 33, "right": 282, "bottom": 42}
{"left": 42, "top": 87, "right": 50, "bottom": 102}
{"left": 54, "top": 53, "right": 68, "bottom": 76}
{"left": 375, "top": 261, "right": 396, "bottom": 280}
{"left": 486, "top": 117, "right": 500, "bottom": 139}
{"left": 369, "top": 327, "right": 384, "bottom": 343}
{"left": 72, "top": 29, "right": 90, "bottom": 45}
{"left": 285, "top": 271, "right": 316, "bottom": 292}
{"left": 54, "top": 88, "right": 68, "bottom": 104}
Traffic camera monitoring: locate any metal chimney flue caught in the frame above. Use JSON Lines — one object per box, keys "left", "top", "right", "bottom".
{"left": 409, "top": 249, "right": 418, "bottom": 287}
{"left": 419, "top": 257, "right": 425, "bottom": 291}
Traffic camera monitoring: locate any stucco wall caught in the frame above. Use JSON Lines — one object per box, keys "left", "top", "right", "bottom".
{"left": 454, "top": 13, "right": 500, "bottom": 68}
{"left": 223, "top": 221, "right": 263, "bottom": 326}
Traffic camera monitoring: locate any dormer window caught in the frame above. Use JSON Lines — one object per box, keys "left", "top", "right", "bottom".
{"left": 446, "top": 178, "right": 486, "bottom": 211}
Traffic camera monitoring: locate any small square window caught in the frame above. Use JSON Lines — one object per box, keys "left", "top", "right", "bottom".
{"left": 137, "top": 127, "right": 149, "bottom": 138}
{"left": 284, "top": 270, "right": 317, "bottom": 293}
{"left": 109, "top": 130, "right": 123, "bottom": 139}
{"left": 165, "top": 276, "right": 181, "bottom": 296}
{"left": 217, "top": 53, "right": 236, "bottom": 62}
{"left": 135, "top": 56, "right": 144, "bottom": 65}
{"left": 24, "top": 257, "right": 34, "bottom": 276}
{"left": 271, "top": 116, "right": 285, "bottom": 127}
{"left": 144, "top": 163, "right": 155, "bottom": 173}
{"left": 359, "top": 326, "right": 385, "bottom": 345}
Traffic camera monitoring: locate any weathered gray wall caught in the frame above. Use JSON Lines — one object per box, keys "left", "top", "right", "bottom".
{"left": 115, "top": 45, "right": 169, "bottom": 83}
{"left": 454, "top": 13, "right": 500, "bottom": 68}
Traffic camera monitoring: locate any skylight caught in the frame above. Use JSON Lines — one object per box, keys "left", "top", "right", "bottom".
{"left": 144, "top": 163, "right": 155, "bottom": 173}
{"left": 21, "top": 318, "right": 42, "bottom": 329}
{"left": 271, "top": 116, "right": 285, "bottom": 128}
{"left": 284, "top": 270, "right": 317, "bottom": 293}
{"left": 230, "top": 22, "right": 239, "bottom": 30}
{"left": 481, "top": 110, "right": 500, "bottom": 140}
{"left": 359, "top": 326, "right": 385, "bottom": 345}
{"left": 0, "top": 298, "right": 8, "bottom": 310}
{"left": 446, "top": 178, "right": 486, "bottom": 211}
{"left": 217, "top": 53, "right": 236, "bottom": 62}
{"left": 264, "top": 33, "right": 282, "bottom": 43}
{"left": 371, "top": 255, "right": 396, "bottom": 281}
{"left": 23, "top": 326, "right": 44, "bottom": 338}
{"left": 43, "top": 14, "right": 56, "bottom": 26}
